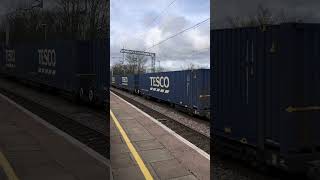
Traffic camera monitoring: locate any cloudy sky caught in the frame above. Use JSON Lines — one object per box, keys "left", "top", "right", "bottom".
{"left": 110, "top": 0, "right": 210, "bottom": 71}
{"left": 213, "top": 0, "right": 320, "bottom": 29}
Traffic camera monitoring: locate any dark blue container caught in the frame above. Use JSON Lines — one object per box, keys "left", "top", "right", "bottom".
{"left": 111, "top": 75, "right": 122, "bottom": 88}
{"left": 1, "top": 44, "right": 19, "bottom": 76}
{"left": 139, "top": 69, "right": 210, "bottom": 117}
{"left": 0, "top": 43, "right": 3, "bottom": 72}
{"left": 112, "top": 74, "right": 138, "bottom": 93}
{"left": 126, "top": 74, "right": 139, "bottom": 92}
{"left": 212, "top": 23, "right": 320, "bottom": 172}
{"left": 91, "top": 40, "right": 108, "bottom": 104}
{"left": 1, "top": 40, "right": 108, "bottom": 105}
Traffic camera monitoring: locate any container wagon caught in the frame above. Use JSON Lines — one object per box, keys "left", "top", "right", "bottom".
{"left": 139, "top": 69, "right": 210, "bottom": 118}
{"left": 212, "top": 23, "right": 320, "bottom": 175}
{"left": 112, "top": 74, "right": 139, "bottom": 93}
{"left": 0, "top": 40, "right": 108, "bottom": 106}
{"left": 111, "top": 75, "right": 121, "bottom": 88}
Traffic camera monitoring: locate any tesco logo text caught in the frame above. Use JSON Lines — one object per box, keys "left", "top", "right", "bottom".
{"left": 150, "top": 76, "right": 170, "bottom": 88}
{"left": 149, "top": 76, "right": 170, "bottom": 93}
{"left": 38, "top": 49, "right": 56, "bottom": 67}
{"left": 5, "top": 49, "right": 15, "bottom": 68}
{"left": 38, "top": 49, "right": 56, "bottom": 75}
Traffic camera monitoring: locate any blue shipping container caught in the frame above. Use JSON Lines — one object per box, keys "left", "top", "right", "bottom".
{"left": 139, "top": 69, "right": 210, "bottom": 117}
{"left": 111, "top": 75, "right": 121, "bottom": 87}
{"left": 212, "top": 23, "right": 320, "bottom": 172}
{"left": 112, "top": 74, "right": 138, "bottom": 93}
{"left": 1, "top": 40, "right": 108, "bottom": 105}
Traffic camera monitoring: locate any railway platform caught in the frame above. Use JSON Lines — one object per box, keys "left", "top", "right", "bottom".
{"left": 0, "top": 93, "right": 110, "bottom": 180}
{"left": 110, "top": 92, "right": 210, "bottom": 180}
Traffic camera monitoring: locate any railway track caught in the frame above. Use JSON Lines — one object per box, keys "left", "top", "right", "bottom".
{"left": 0, "top": 87, "right": 110, "bottom": 159}
{"left": 111, "top": 89, "right": 210, "bottom": 154}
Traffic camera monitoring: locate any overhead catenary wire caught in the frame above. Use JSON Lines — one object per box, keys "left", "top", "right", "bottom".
{"left": 187, "top": 48, "right": 210, "bottom": 59}
{"left": 145, "top": 0, "right": 178, "bottom": 29}
{"left": 144, "top": 17, "right": 210, "bottom": 51}
{"left": 157, "top": 47, "right": 209, "bottom": 58}
{"left": 117, "top": 0, "right": 177, "bottom": 51}
{"left": 136, "top": 0, "right": 178, "bottom": 41}
{"left": 155, "top": 47, "right": 209, "bottom": 65}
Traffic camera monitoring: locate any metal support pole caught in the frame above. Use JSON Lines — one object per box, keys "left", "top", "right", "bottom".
{"left": 120, "top": 49, "right": 156, "bottom": 73}
{"left": 151, "top": 56, "right": 155, "bottom": 72}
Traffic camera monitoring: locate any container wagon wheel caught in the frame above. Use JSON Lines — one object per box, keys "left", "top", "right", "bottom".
{"left": 73, "top": 88, "right": 84, "bottom": 103}
{"left": 88, "top": 89, "right": 95, "bottom": 103}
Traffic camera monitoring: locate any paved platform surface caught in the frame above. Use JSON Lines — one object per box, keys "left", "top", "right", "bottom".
{"left": 110, "top": 92, "right": 210, "bottom": 180}
{"left": 0, "top": 94, "right": 110, "bottom": 180}
{"left": 0, "top": 78, "right": 108, "bottom": 135}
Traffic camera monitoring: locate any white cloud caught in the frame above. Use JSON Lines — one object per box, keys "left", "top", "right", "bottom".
{"left": 186, "top": 29, "right": 210, "bottom": 50}
{"left": 110, "top": 0, "right": 210, "bottom": 70}
{"left": 144, "top": 27, "right": 162, "bottom": 48}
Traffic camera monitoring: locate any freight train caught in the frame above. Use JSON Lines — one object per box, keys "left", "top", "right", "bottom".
{"left": 111, "top": 69, "right": 210, "bottom": 118}
{"left": 0, "top": 40, "right": 108, "bottom": 106}
{"left": 212, "top": 23, "right": 320, "bottom": 177}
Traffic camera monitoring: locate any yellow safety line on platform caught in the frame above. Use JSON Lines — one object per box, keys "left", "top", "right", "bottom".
{"left": 0, "top": 151, "right": 19, "bottom": 180}
{"left": 110, "top": 110, "right": 153, "bottom": 180}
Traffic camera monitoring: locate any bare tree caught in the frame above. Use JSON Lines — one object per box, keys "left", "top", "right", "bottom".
{"left": 226, "top": 5, "right": 274, "bottom": 28}
{"left": 111, "top": 62, "right": 127, "bottom": 76}
{"left": 54, "top": 0, "right": 108, "bottom": 39}
{"left": 180, "top": 63, "right": 201, "bottom": 71}
{"left": 226, "top": 4, "right": 312, "bottom": 28}
{"left": 256, "top": 4, "right": 274, "bottom": 25}
{"left": 125, "top": 54, "right": 147, "bottom": 74}
{"left": 1, "top": 0, "right": 109, "bottom": 41}
{"left": 111, "top": 54, "right": 148, "bottom": 76}
{"left": 187, "top": 63, "right": 197, "bottom": 70}
{"left": 155, "top": 66, "right": 166, "bottom": 72}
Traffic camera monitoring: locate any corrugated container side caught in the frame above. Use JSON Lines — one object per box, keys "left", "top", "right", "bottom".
{"left": 42, "top": 41, "right": 77, "bottom": 92}
{"left": 111, "top": 75, "right": 116, "bottom": 86}
{"left": 139, "top": 69, "right": 210, "bottom": 115}
{"left": 114, "top": 74, "right": 135, "bottom": 92}
{"left": 278, "top": 24, "right": 320, "bottom": 155}
{"left": 15, "top": 42, "right": 35, "bottom": 80}
{"left": 92, "top": 40, "right": 108, "bottom": 103}
{"left": 213, "top": 23, "right": 320, "bottom": 171}
{"left": 139, "top": 71, "right": 183, "bottom": 104}
{"left": 134, "top": 74, "right": 139, "bottom": 92}
{"left": 194, "top": 69, "right": 210, "bottom": 114}
{"left": 2, "top": 44, "right": 19, "bottom": 76}
{"left": 126, "top": 75, "right": 136, "bottom": 92}
{"left": 0, "top": 40, "right": 108, "bottom": 105}
{"left": 112, "top": 75, "right": 122, "bottom": 88}
{"left": 0, "top": 43, "right": 3, "bottom": 73}
{"left": 121, "top": 75, "right": 132, "bottom": 91}
{"left": 0, "top": 43, "right": 5, "bottom": 75}
{"left": 213, "top": 27, "right": 264, "bottom": 147}
{"left": 75, "top": 41, "right": 95, "bottom": 97}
